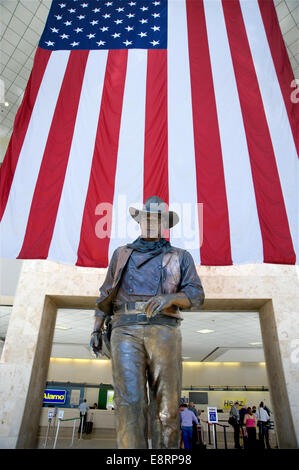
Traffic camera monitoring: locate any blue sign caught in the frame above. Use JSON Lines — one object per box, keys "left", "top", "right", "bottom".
{"left": 43, "top": 389, "right": 67, "bottom": 405}
{"left": 207, "top": 407, "right": 218, "bottom": 424}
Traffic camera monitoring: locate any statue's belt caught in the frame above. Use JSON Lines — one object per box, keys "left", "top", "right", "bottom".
{"left": 112, "top": 301, "right": 180, "bottom": 326}
{"left": 113, "top": 301, "right": 148, "bottom": 313}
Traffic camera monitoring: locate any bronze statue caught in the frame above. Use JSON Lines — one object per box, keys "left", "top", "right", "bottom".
{"left": 90, "top": 196, "right": 205, "bottom": 449}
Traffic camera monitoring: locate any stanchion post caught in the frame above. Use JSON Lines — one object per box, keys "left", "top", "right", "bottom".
{"left": 79, "top": 415, "right": 84, "bottom": 440}
{"left": 223, "top": 426, "right": 228, "bottom": 449}
{"left": 70, "top": 419, "right": 76, "bottom": 447}
{"left": 214, "top": 424, "right": 217, "bottom": 449}
{"left": 43, "top": 418, "right": 51, "bottom": 448}
{"left": 53, "top": 419, "right": 61, "bottom": 449}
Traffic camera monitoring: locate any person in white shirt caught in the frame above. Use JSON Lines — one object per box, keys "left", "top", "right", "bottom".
{"left": 78, "top": 399, "right": 89, "bottom": 434}
{"left": 256, "top": 402, "right": 271, "bottom": 449}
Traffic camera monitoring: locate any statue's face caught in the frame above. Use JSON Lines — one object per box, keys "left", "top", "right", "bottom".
{"left": 139, "top": 212, "right": 165, "bottom": 239}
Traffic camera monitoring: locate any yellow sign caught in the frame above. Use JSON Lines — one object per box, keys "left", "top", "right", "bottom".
{"left": 223, "top": 398, "right": 246, "bottom": 409}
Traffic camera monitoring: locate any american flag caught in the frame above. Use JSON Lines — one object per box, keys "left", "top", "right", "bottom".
{"left": 0, "top": 0, "right": 298, "bottom": 268}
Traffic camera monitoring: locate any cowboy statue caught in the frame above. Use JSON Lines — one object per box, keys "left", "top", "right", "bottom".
{"left": 90, "top": 196, "right": 205, "bottom": 449}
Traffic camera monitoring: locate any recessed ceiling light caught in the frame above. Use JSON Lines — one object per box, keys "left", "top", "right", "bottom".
{"left": 196, "top": 329, "right": 215, "bottom": 334}
{"left": 55, "top": 325, "right": 71, "bottom": 330}
{"left": 4, "top": 102, "right": 9, "bottom": 107}
{"left": 249, "top": 342, "right": 262, "bottom": 345}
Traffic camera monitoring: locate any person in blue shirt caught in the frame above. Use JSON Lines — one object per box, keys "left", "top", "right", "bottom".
{"left": 179, "top": 404, "right": 199, "bottom": 449}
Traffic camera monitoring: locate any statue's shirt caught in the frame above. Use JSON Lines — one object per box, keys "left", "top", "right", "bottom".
{"left": 113, "top": 249, "right": 165, "bottom": 305}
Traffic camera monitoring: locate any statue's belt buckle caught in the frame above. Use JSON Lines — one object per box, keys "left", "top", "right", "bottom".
{"left": 135, "top": 301, "right": 146, "bottom": 312}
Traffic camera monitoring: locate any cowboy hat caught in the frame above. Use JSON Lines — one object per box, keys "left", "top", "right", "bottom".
{"left": 129, "top": 195, "right": 179, "bottom": 229}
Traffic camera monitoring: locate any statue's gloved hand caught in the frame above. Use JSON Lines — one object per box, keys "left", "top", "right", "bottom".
{"left": 90, "top": 330, "right": 103, "bottom": 357}
{"left": 143, "top": 294, "right": 175, "bottom": 318}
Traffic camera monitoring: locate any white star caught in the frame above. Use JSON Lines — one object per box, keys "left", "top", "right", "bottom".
{"left": 125, "top": 26, "right": 134, "bottom": 32}
{"left": 128, "top": 1, "right": 136, "bottom": 5}
{"left": 116, "top": 7, "right": 124, "bottom": 12}
{"left": 54, "top": 15, "right": 62, "bottom": 20}
{"left": 64, "top": 20, "right": 72, "bottom": 26}
{"left": 150, "top": 40, "right": 159, "bottom": 46}
{"left": 77, "top": 15, "right": 85, "bottom": 20}
{"left": 112, "top": 32, "right": 121, "bottom": 38}
{"left": 74, "top": 27, "right": 83, "bottom": 33}
{"left": 103, "top": 14, "right": 111, "bottom": 19}
{"left": 87, "top": 33, "right": 96, "bottom": 39}
{"left": 123, "top": 40, "right": 132, "bottom": 46}
{"left": 81, "top": 3, "right": 88, "bottom": 7}
{"left": 59, "top": 3, "right": 66, "bottom": 8}
{"left": 70, "top": 41, "right": 80, "bottom": 47}
{"left": 152, "top": 13, "right": 160, "bottom": 18}
{"left": 68, "top": 8, "right": 76, "bottom": 13}
{"left": 140, "top": 18, "right": 148, "bottom": 24}
{"left": 50, "top": 27, "right": 59, "bottom": 33}
{"left": 114, "top": 19, "right": 123, "bottom": 24}
{"left": 45, "top": 40, "right": 55, "bottom": 46}
{"left": 60, "top": 33, "right": 69, "bottom": 39}
{"left": 97, "top": 40, "right": 106, "bottom": 46}
{"left": 90, "top": 20, "right": 98, "bottom": 25}
{"left": 93, "top": 8, "right": 101, "bottom": 13}
{"left": 138, "top": 32, "right": 147, "bottom": 38}
{"left": 105, "top": 2, "right": 113, "bottom": 6}
{"left": 127, "top": 13, "right": 135, "bottom": 18}
{"left": 153, "top": 1, "right": 160, "bottom": 5}
{"left": 140, "top": 6, "right": 148, "bottom": 11}
{"left": 151, "top": 26, "right": 160, "bottom": 32}
{"left": 100, "top": 26, "right": 109, "bottom": 32}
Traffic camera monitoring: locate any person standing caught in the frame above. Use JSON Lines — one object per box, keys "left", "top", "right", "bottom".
{"left": 256, "top": 402, "right": 271, "bottom": 449}
{"left": 229, "top": 401, "right": 241, "bottom": 449}
{"left": 78, "top": 399, "right": 89, "bottom": 434}
{"left": 243, "top": 407, "right": 257, "bottom": 449}
{"left": 180, "top": 404, "right": 199, "bottom": 449}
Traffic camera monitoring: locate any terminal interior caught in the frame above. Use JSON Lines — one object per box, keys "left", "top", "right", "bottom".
{"left": 0, "top": 262, "right": 278, "bottom": 449}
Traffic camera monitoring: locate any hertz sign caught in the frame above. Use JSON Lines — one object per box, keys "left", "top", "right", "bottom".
{"left": 43, "top": 389, "right": 67, "bottom": 405}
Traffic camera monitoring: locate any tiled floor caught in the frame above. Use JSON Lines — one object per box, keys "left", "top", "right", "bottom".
{"left": 36, "top": 427, "right": 278, "bottom": 450}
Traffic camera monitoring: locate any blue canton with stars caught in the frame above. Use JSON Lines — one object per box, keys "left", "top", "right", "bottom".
{"left": 39, "top": 0, "right": 167, "bottom": 50}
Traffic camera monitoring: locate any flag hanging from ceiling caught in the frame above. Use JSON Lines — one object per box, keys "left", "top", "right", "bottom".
{"left": 0, "top": 0, "right": 298, "bottom": 268}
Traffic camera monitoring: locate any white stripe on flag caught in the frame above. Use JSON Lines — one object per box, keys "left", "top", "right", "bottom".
{"left": 0, "top": 51, "right": 70, "bottom": 258}
{"left": 167, "top": 0, "right": 201, "bottom": 265}
{"left": 48, "top": 50, "right": 108, "bottom": 265}
{"left": 109, "top": 49, "right": 147, "bottom": 260}
{"left": 204, "top": 0, "right": 263, "bottom": 264}
{"left": 240, "top": 0, "right": 299, "bottom": 262}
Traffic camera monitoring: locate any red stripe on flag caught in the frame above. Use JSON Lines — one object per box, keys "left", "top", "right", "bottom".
{"left": 76, "top": 50, "right": 128, "bottom": 267}
{"left": 186, "top": 0, "right": 232, "bottom": 265}
{"left": 18, "top": 50, "right": 89, "bottom": 260}
{"left": 0, "top": 47, "right": 51, "bottom": 223}
{"left": 258, "top": 0, "right": 299, "bottom": 158}
{"left": 143, "top": 49, "right": 170, "bottom": 241}
{"left": 222, "top": 0, "right": 296, "bottom": 264}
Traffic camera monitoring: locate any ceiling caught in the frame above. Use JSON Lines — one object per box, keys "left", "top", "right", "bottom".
{"left": 0, "top": 305, "right": 264, "bottom": 361}
{"left": 0, "top": 0, "right": 298, "bottom": 140}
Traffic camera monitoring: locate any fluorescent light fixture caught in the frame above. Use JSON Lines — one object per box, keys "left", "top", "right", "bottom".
{"left": 55, "top": 325, "right": 71, "bottom": 330}
{"left": 249, "top": 342, "right": 262, "bottom": 345}
{"left": 196, "top": 329, "right": 215, "bottom": 334}
{"left": 182, "top": 357, "right": 192, "bottom": 360}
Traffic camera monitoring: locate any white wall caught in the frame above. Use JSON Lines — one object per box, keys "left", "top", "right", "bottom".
{"left": 47, "top": 358, "right": 268, "bottom": 387}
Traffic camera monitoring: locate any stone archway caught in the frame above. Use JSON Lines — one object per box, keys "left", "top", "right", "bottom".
{"left": 0, "top": 260, "right": 298, "bottom": 448}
